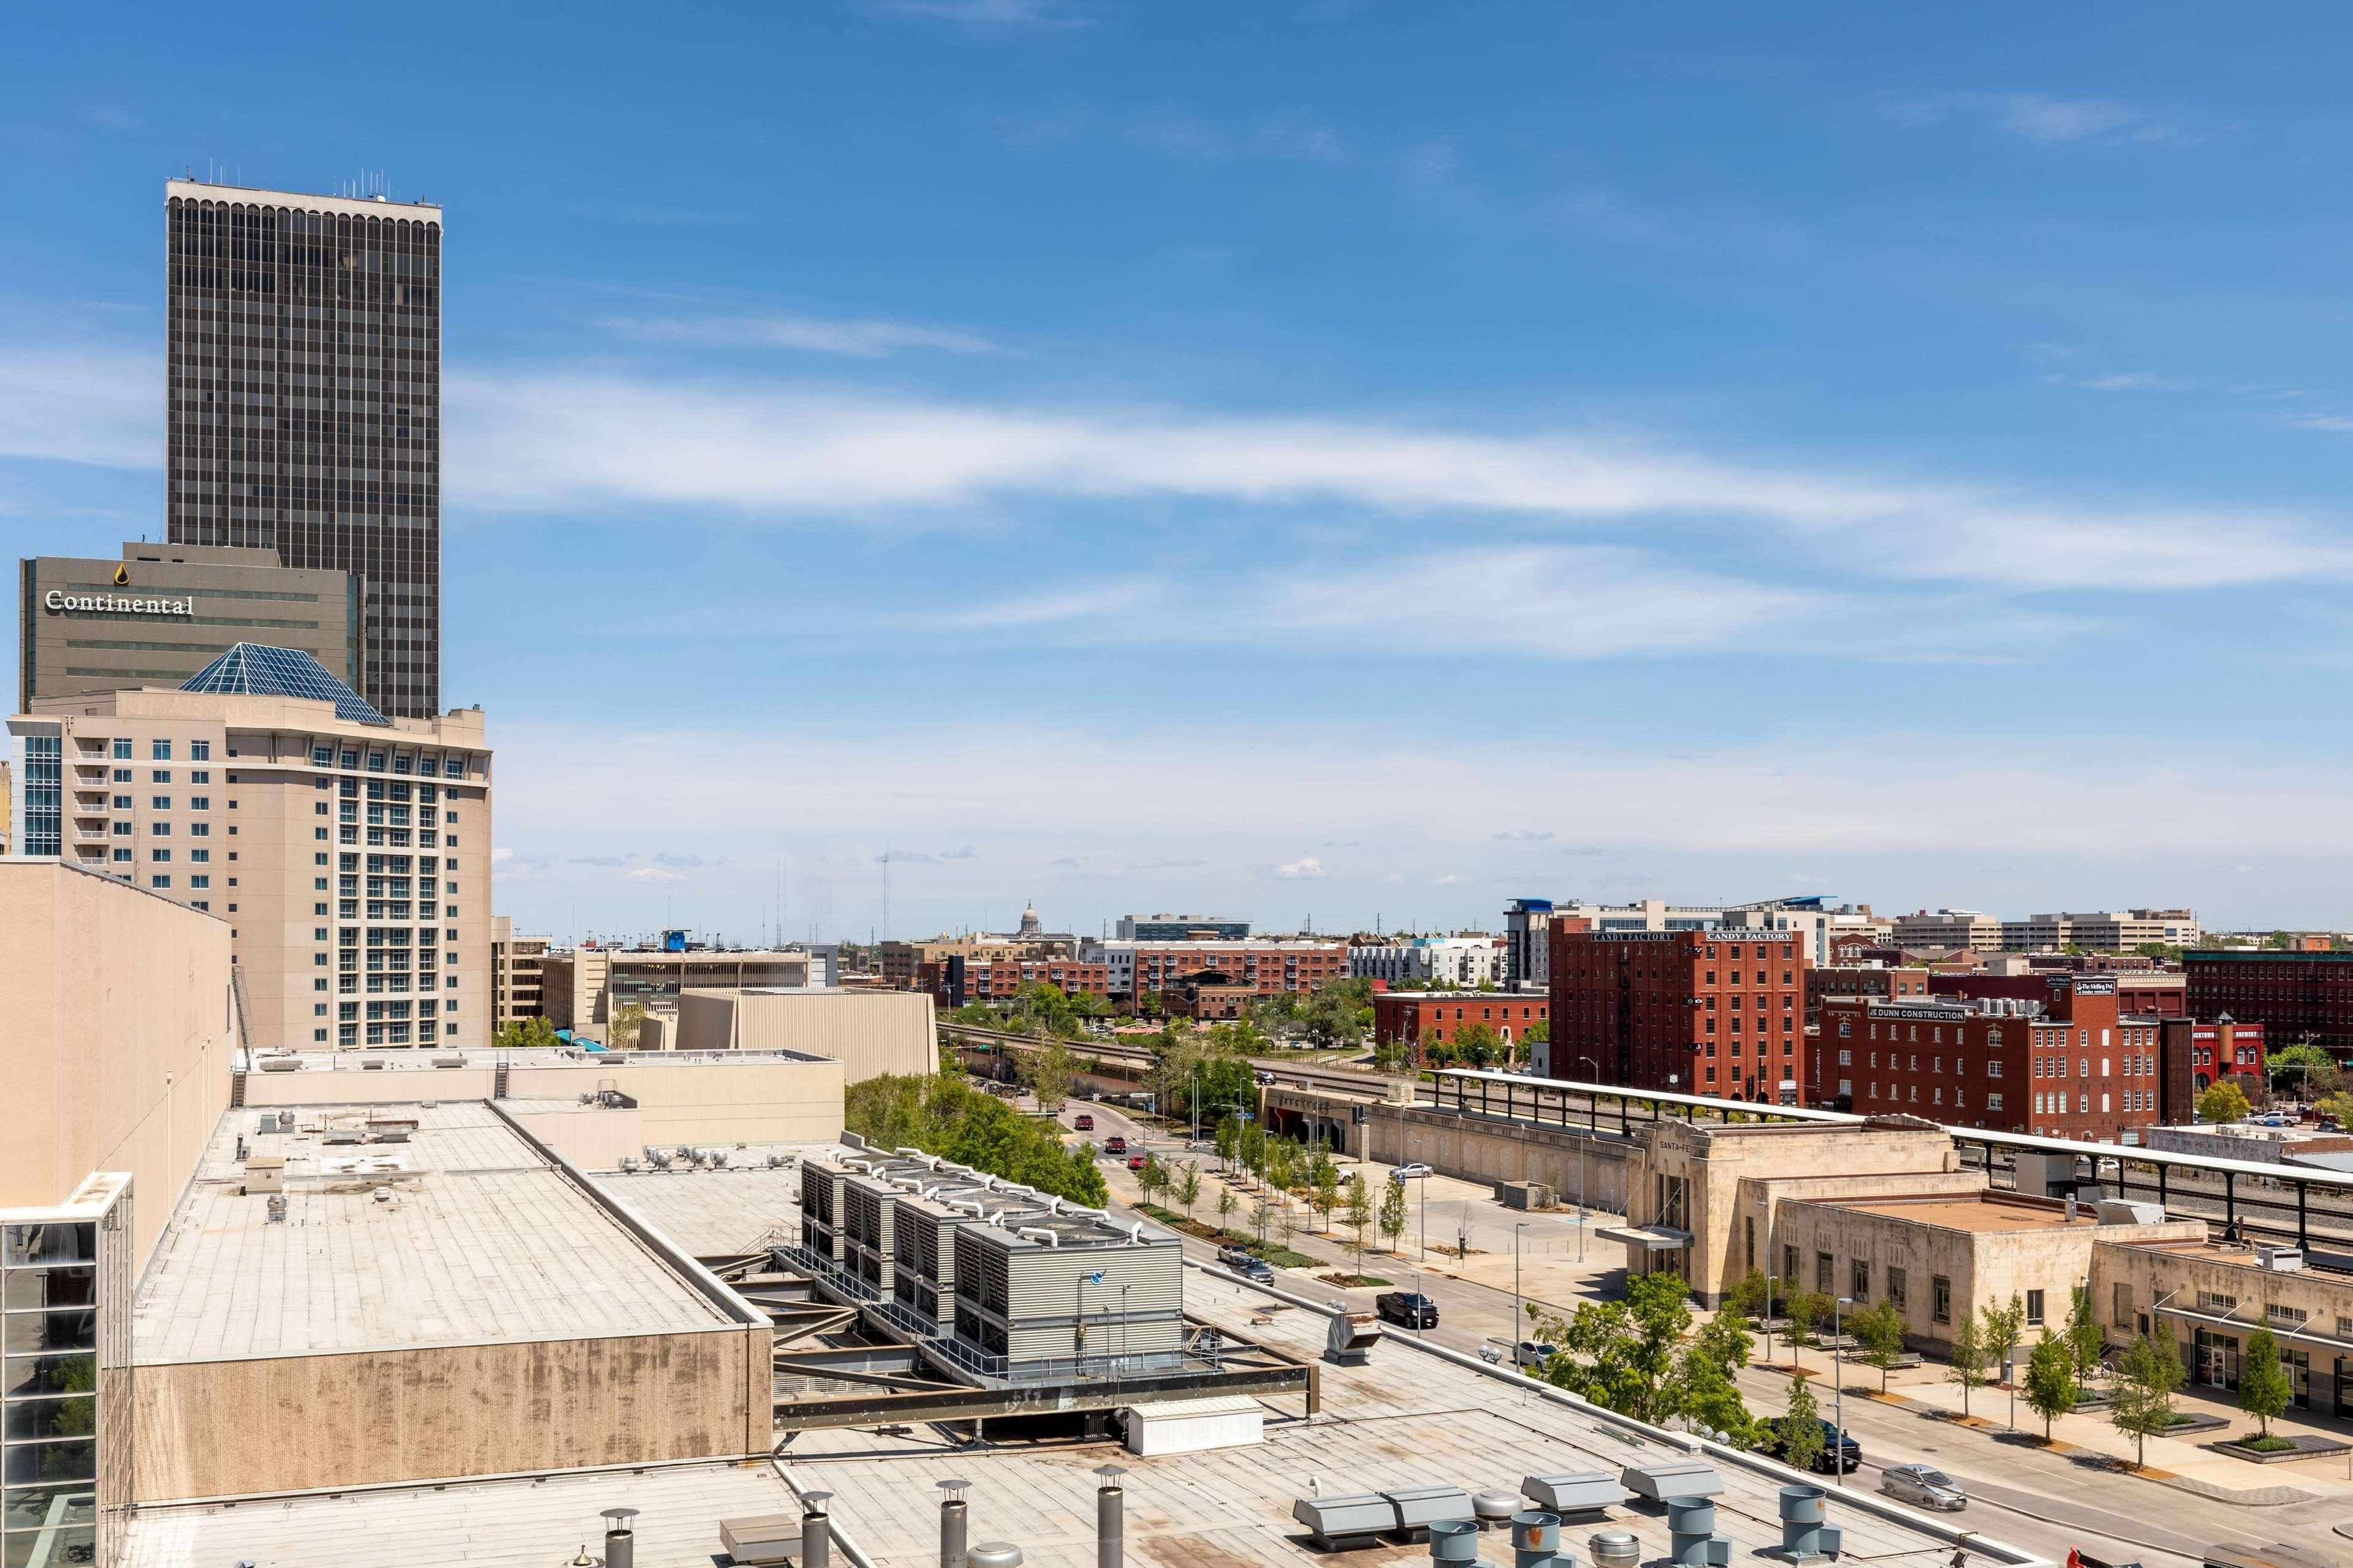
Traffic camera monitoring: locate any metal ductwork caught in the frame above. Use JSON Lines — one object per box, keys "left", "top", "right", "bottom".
{"left": 1017, "top": 1226, "right": 1061, "bottom": 1248}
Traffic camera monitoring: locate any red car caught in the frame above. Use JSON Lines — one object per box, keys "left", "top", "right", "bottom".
{"left": 1104, "top": 1135, "right": 1128, "bottom": 1155}
{"left": 1073, "top": 1113, "right": 1094, "bottom": 1131}
{"left": 1127, "top": 1154, "right": 1148, "bottom": 1171}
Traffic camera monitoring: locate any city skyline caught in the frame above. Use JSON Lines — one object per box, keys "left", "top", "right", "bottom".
{"left": 9, "top": 4, "right": 2353, "bottom": 934}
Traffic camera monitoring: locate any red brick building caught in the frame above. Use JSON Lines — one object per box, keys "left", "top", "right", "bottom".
{"left": 2193, "top": 1017, "right": 2267, "bottom": 1093}
{"left": 1113, "top": 939, "right": 1349, "bottom": 1001}
{"left": 1806, "top": 966, "right": 1931, "bottom": 1022}
{"left": 2186, "top": 950, "right": 2353, "bottom": 1055}
{"left": 1929, "top": 971, "right": 2186, "bottom": 1016}
{"left": 1822, "top": 977, "right": 2188, "bottom": 1140}
{"left": 922, "top": 956, "right": 1111, "bottom": 1009}
{"left": 1166, "top": 971, "right": 1258, "bottom": 1021}
{"left": 1374, "top": 991, "right": 1548, "bottom": 1066}
{"left": 1548, "top": 928, "right": 1809, "bottom": 1102}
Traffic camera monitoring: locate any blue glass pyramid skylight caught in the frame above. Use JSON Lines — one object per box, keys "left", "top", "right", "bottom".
{"left": 180, "top": 643, "right": 391, "bottom": 727}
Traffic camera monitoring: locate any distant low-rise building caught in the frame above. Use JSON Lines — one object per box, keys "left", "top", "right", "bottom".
{"left": 1890, "top": 909, "right": 2006, "bottom": 952}
{"left": 1805, "top": 964, "right": 1932, "bottom": 1022}
{"left": 539, "top": 945, "right": 825, "bottom": 1038}
{"left": 1116, "top": 912, "right": 1249, "bottom": 941}
{"left": 921, "top": 954, "right": 1111, "bottom": 1008}
{"left": 1348, "top": 934, "right": 1502, "bottom": 988}
{"left": 1084, "top": 937, "right": 1348, "bottom": 1002}
{"left": 2187, "top": 949, "right": 2353, "bottom": 1054}
{"left": 491, "top": 915, "right": 549, "bottom": 1025}
{"left": 1374, "top": 990, "right": 1548, "bottom": 1066}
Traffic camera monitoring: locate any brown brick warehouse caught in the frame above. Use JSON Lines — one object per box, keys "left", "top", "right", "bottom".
{"left": 165, "top": 181, "right": 443, "bottom": 720}
{"left": 1549, "top": 927, "right": 1809, "bottom": 1102}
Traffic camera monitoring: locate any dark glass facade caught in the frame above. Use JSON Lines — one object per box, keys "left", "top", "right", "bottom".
{"left": 164, "top": 182, "right": 442, "bottom": 719}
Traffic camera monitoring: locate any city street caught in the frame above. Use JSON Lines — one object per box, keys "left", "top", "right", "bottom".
{"left": 1053, "top": 1093, "right": 2353, "bottom": 1568}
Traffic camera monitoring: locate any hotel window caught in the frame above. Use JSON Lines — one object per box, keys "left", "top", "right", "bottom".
{"left": 150, "top": 796, "right": 170, "bottom": 811}
{"left": 150, "top": 876, "right": 170, "bottom": 888}
{"left": 112, "top": 739, "right": 131, "bottom": 759}
{"left": 189, "top": 797, "right": 208, "bottom": 811}
{"left": 149, "top": 849, "right": 169, "bottom": 863}
{"left": 110, "top": 795, "right": 131, "bottom": 811}
{"left": 151, "top": 741, "right": 170, "bottom": 760}
{"left": 110, "top": 849, "right": 130, "bottom": 864}
{"left": 189, "top": 741, "right": 208, "bottom": 760}
{"left": 191, "top": 875, "right": 210, "bottom": 889}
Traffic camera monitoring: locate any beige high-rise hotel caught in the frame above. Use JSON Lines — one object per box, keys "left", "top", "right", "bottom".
{"left": 9, "top": 643, "right": 490, "bottom": 1051}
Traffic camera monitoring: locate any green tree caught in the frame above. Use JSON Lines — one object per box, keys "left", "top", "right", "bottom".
{"left": 1524, "top": 1020, "right": 1551, "bottom": 1046}
{"left": 844, "top": 1072, "right": 1109, "bottom": 1206}
{"left": 1779, "top": 1372, "right": 1825, "bottom": 1472}
{"left": 1853, "top": 1299, "right": 1908, "bottom": 1393}
{"left": 1724, "top": 1270, "right": 1773, "bottom": 1322}
{"left": 1982, "top": 1293, "right": 2027, "bottom": 1428}
{"left": 1782, "top": 1287, "right": 1824, "bottom": 1368}
{"left": 2198, "top": 1080, "right": 2252, "bottom": 1123}
{"left": 1174, "top": 1161, "right": 1201, "bottom": 1223}
{"left": 1214, "top": 1115, "right": 1241, "bottom": 1173}
{"left": 1137, "top": 989, "right": 1163, "bottom": 1018}
{"left": 1022, "top": 1037, "right": 1076, "bottom": 1111}
{"left": 1138, "top": 1153, "right": 1168, "bottom": 1208}
{"left": 1371, "top": 1037, "right": 1413, "bottom": 1072}
{"left": 2110, "top": 1330, "right": 2184, "bottom": 1468}
{"left": 1947, "top": 1309, "right": 1987, "bottom": 1418}
{"left": 2024, "top": 1328, "right": 2077, "bottom": 1441}
{"left": 606, "top": 1001, "right": 647, "bottom": 1050}
{"left": 1215, "top": 1184, "right": 1237, "bottom": 1236}
{"left": 1343, "top": 1174, "right": 1372, "bottom": 1265}
{"left": 1312, "top": 1161, "right": 1342, "bottom": 1234}
{"left": 495, "top": 1015, "right": 562, "bottom": 1050}
{"left": 1532, "top": 1271, "right": 1693, "bottom": 1425}
{"left": 2239, "top": 1326, "right": 2294, "bottom": 1439}
{"left": 1453, "top": 1021, "right": 1503, "bottom": 1069}
{"left": 1673, "top": 1311, "right": 1762, "bottom": 1448}
{"left": 1378, "top": 1176, "right": 1408, "bottom": 1256}
{"left": 2065, "top": 1284, "right": 2105, "bottom": 1392}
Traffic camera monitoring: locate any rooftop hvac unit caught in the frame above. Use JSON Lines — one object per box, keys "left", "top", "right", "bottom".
{"left": 1325, "top": 1310, "right": 1382, "bottom": 1364}
{"left": 259, "top": 1057, "right": 301, "bottom": 1072}
{"left": 431, "top": 1054, "right": 465, "bottom": 1068}
{"left": 2260, "top": 1246, "right": 2306, "bottom": 1272}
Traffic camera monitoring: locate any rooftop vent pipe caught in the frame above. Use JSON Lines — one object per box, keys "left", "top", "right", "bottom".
{"left": 1095, "top": 1465, "right": 1126, "bottom": 1568}
{"left": 802, "top": 1490, "right": 834, "bottom": 1568}
{"left": 940, "top": 1477, "right": 970, "bottom": 1568}
{"left": 1017, "top": 1226, "right": 1061, "bottom": 1248}
{"left": 601, "top": 1507, "right": 638, "bottom": 1568}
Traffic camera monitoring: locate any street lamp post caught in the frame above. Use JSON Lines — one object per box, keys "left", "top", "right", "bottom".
{"left": 1515, "top": 1221, "right": 1531, "bottom": 1344}
{"left": 1834, "top": 1296, "right": 1852, "bottom": 1487}
{"left": 1764, "top": 1270, "right": 1776, "bottom": 1367}
{"left": 1576, "top": 1055, "right": 1602, "bottom": 1215}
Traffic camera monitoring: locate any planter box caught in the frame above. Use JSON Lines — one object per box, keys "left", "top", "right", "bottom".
{"left": 2213, "top": 1434, "right": 2353, "bottom": 1464}
{"left": 2157, "top": 1411, "right": 2230, "bottom": 1437}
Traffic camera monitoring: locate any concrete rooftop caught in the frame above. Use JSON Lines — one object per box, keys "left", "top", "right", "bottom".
{"left": 1827, "top": 1194, "right": 2098, "bottom": 1233}
{"left": 132, "top": 1101, "right": 736, "bottom": 1362}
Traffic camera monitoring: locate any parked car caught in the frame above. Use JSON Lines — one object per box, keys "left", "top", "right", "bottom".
{"left": 1104, "top": 1135, "right": 1128, "bottom": 1154}
{"left": 1880, "top": 1464, "right": 1964, "bottom": 1510}
{"left": 1515, "top": 1339, "right": 1559, "bottom": 1371}
{"left": 1389, "top": 1162, "right": 1434, "bottom": 1182}
{"left": 1218, "top": 1246, "right": 1277, "bottom": 1283}
{"left": 1760, "top": 1416, "right": 1861, "bottom": 1474}
{"left": 1375, "top": 1291, "right": 1439, "bottom": 1328}
{"left": 1127, "top": 1154, "right": 1149, "bottom": 1171}
{"left": 1073, "top": 1113, "right": 1094, "bottom": 1131}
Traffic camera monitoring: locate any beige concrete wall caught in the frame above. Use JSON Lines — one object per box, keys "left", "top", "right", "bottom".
{"left": 0, "top": 862, "right": 235, "bottom": 1268}
{"left": 239, "top": 1064, "right": 499, "bottom": 1103}
{"left": 128, "top": 1324, "right": 772, "bottom": 1501}
{"left": 2096, "top": 1240, "right": 2353, "bottom": 1367}
{"left": 675, "top": 988, "right": 935, "bottom": 1081}
{"left": 1774, "top": 1197, "right": 2203, "bottom": 1349}
{"left": 507, "top": 1105, "right": 647, "bottom": 1168}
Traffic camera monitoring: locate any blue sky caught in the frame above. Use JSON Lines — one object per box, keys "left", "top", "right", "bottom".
{"left": 6, "top": 2, "right": 2352, "bottom": 942}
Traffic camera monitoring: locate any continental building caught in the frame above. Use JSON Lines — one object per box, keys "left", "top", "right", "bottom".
{"left": 9, "top": 643, "right": 491, "bottom": 1052}
{"left": 1548, "top": 926, "right": 1809, "bottom": 1102}
{"left": 165, "top": 180, "right": 443, "bottom": 719}
{"left": 20, "top": 541, "right": 360, "bottom": 711}
{"left": 490, "top": 915, "right": 549, "bottom": 1025}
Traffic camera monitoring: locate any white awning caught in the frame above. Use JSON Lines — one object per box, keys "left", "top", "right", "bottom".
{"left": 1598, "top": 1225, "right": 1693, "bottom": 1253}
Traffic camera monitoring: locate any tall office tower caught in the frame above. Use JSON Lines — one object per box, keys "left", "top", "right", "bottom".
{"left": 164, "top": 178, "right": 444, "bottom": 718}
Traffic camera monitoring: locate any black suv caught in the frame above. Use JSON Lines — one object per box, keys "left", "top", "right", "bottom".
{"left": 1760, "top": 1415, "right": 1861, "bottom": 1474}
{"left": 1375, "top": 1290, "right": 1439, "bottom": 1328}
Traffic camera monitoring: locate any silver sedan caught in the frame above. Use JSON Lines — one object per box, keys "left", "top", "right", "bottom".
{"left": 1880, "top": 1464, "right": 1966, "bottom": 1511}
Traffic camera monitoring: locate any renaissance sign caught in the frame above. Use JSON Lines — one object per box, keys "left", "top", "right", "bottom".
{"left": 44, "top": 590, "right": 194, "bottom": 617}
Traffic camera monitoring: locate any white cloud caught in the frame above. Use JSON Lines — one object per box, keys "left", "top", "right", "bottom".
{"left": 1434, "top": 874, "right": 1470, "bottom": 885}
{"left": 492, "top": 846, "right": 516, "bottom": 863}
{"left": 1493, "top": 828, "right": 1554, "bottom": 842}
{"left": 439, "top": 373, "right": 2351, "bottom": 592}
{"left": 873, "top": 0, "right": 1088, "bottom": 27}
{"left": 2046, "top": 371, "right": 2193, "bottom": 393}
{"left": 603, "top": 314, "right": 1000, "bottom": 359}
{"left": 1873, "top": 91, "right": 2198, "bottom": 147}
{"left": 1267, "top": 857, "right": 1327, "bottom": 881}
{"left": 625, "top": 865, "right": 688, "bottom": 883}
{"left": 0, "top": 347, "right": 158, "bottom": 468}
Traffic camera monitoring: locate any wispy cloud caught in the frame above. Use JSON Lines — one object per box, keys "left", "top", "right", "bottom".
{"left": 604, "top": 314, "right": 1000, "bottom": 358}
{"left": 1265, "top": 857, "right": 1326, "bottom": 881}
{"left": 2045, "top": 371, "right": 2193, "bottom": 393}
{"left": 0, "top": 347, "right": 158, "bottom": 468}
{"left": 1127, "top": 856, "right": 1205, "bottom": 870}
{"left": 1872, "top": 91, "right": 2200, "bottom": 147}
{"left": 873, "top": 0, "right": 1089, "bottom": 28}
{"left": 1493, "top": 828, "right": 1554, "bottom": 842}
{"left": 626, "top": 865, "right": 688, "bottom": 882}
{"left": 997, "top": 105, "right": 1351, "bottom": 165}
{"left": 439, "top": 373, "right": 2353, "bottom": 592}
{"left": 1434, "top": 874, "right": 1470, "bottom": 885}
{"left": 656, "top": 852, "right": 720, "bottom": 868}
